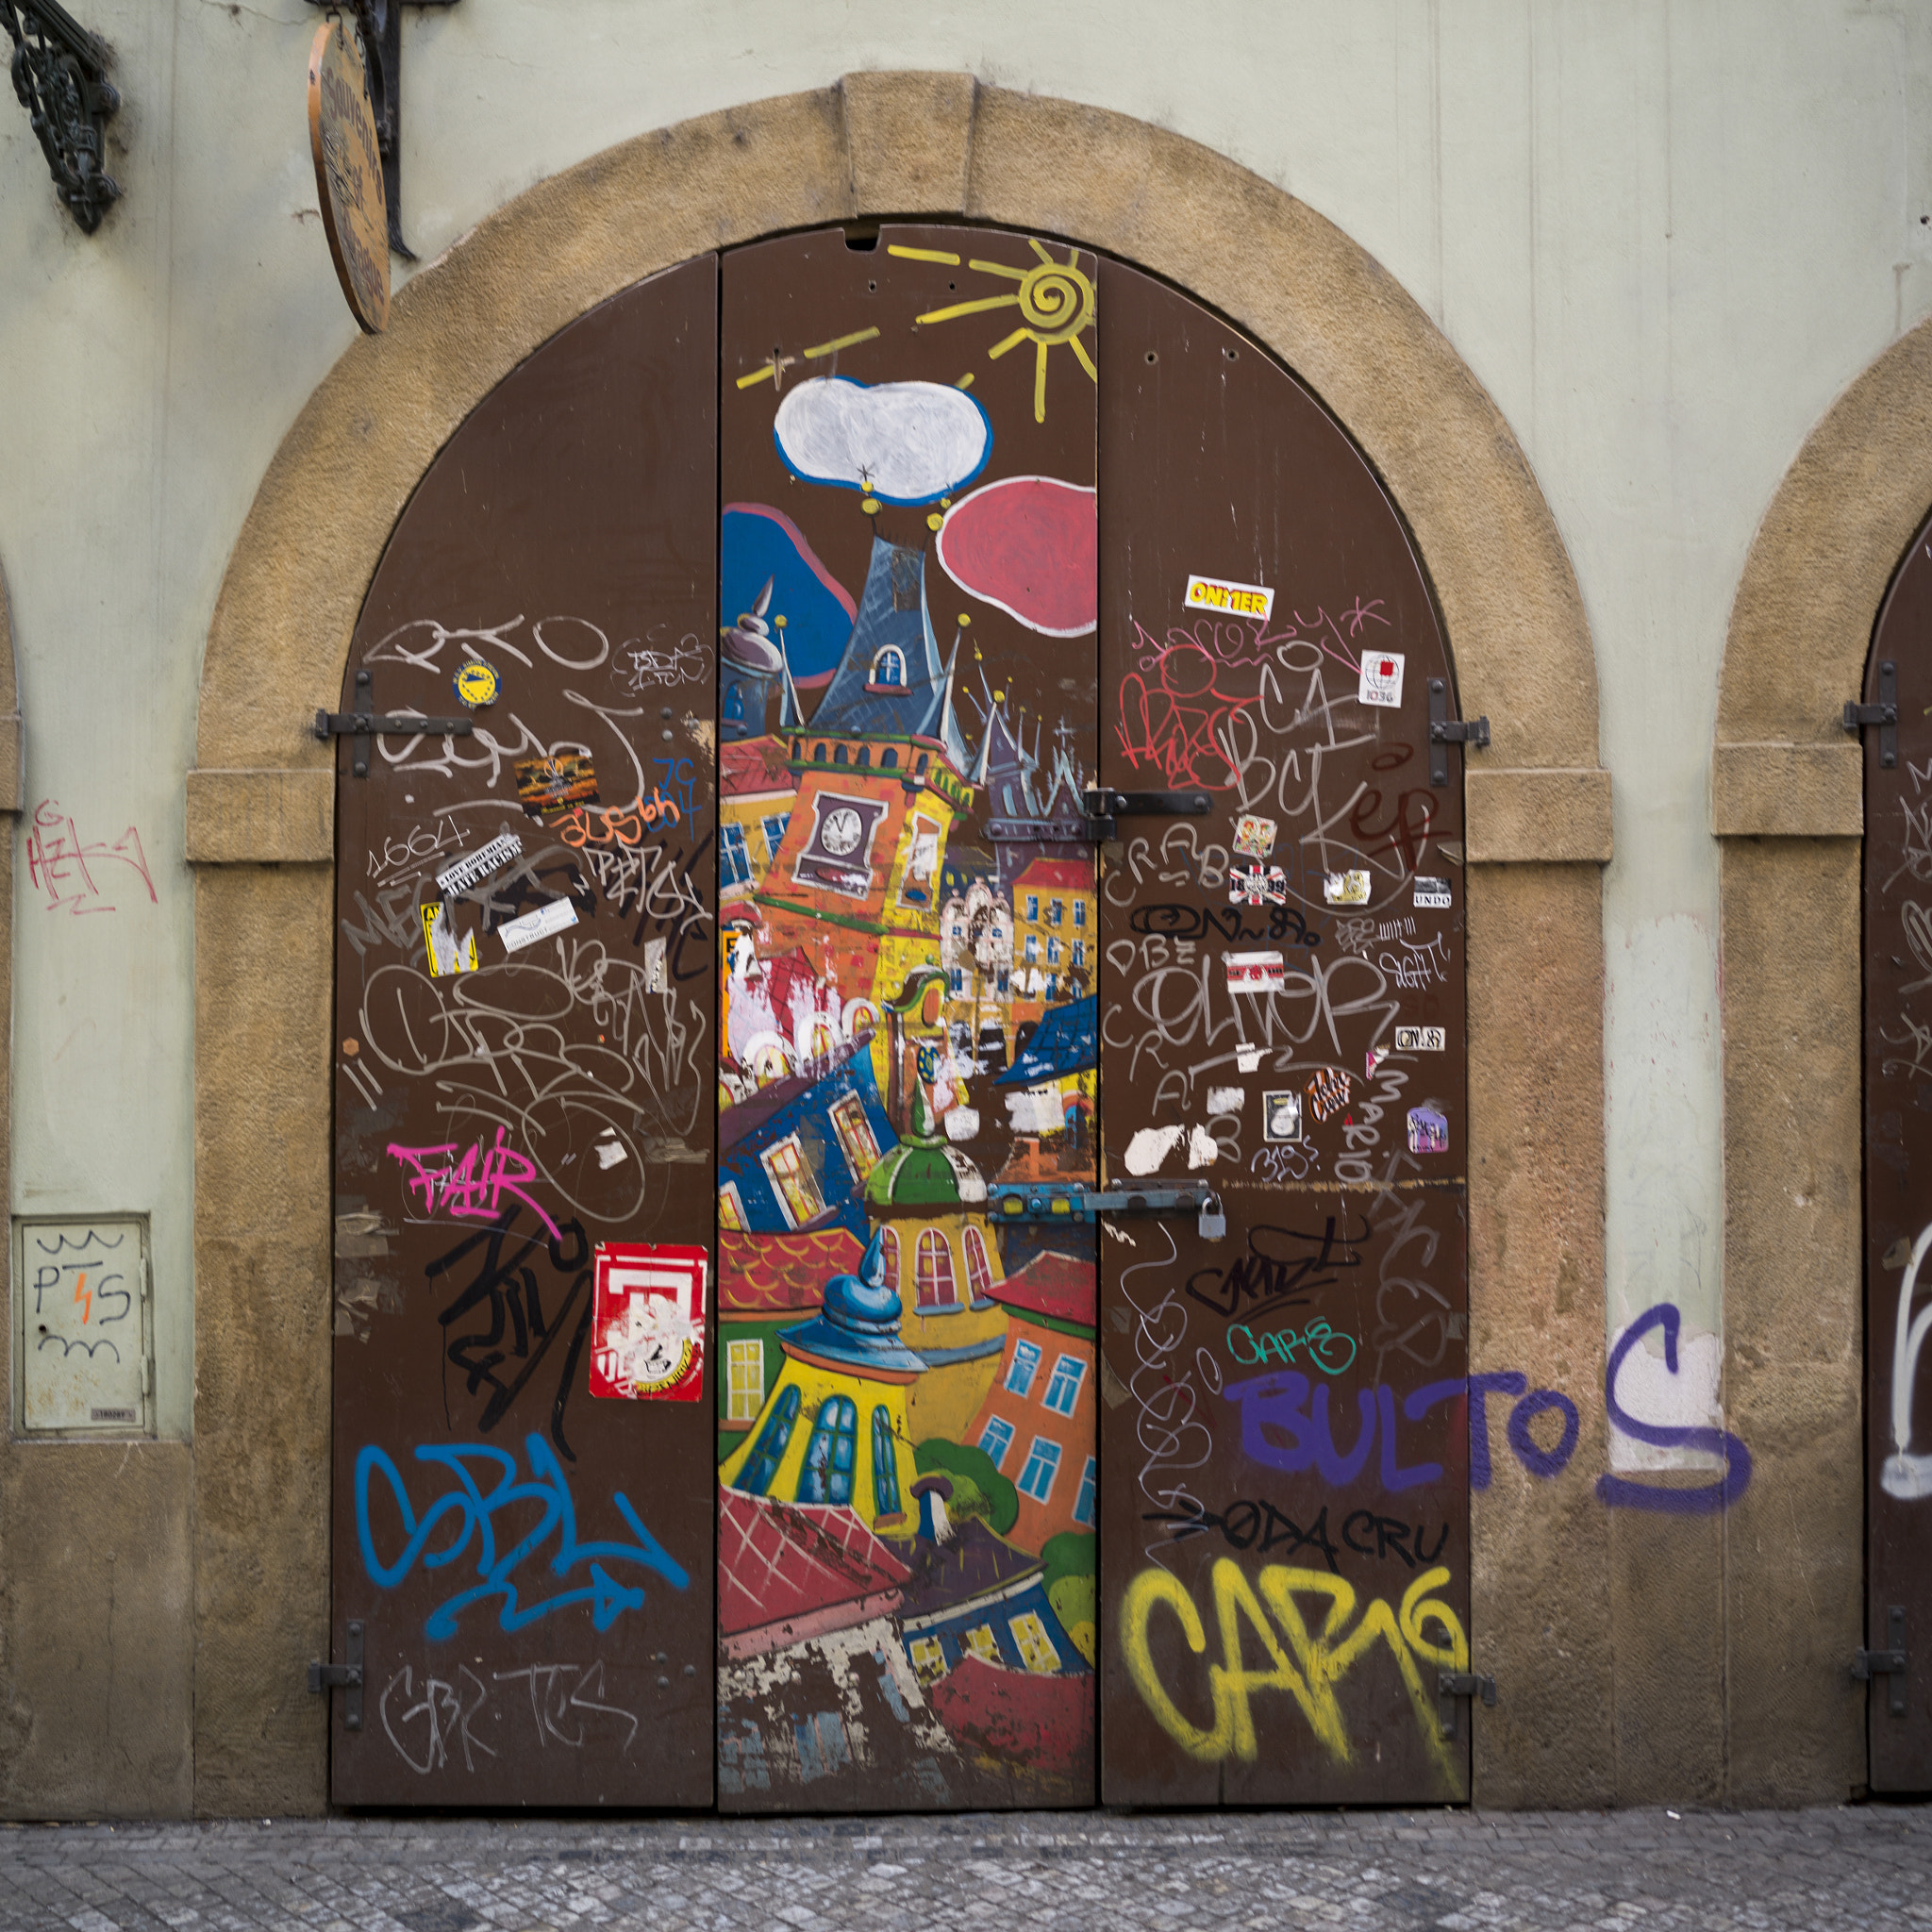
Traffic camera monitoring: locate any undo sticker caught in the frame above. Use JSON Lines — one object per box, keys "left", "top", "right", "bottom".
{"left": 1413, "top": 875, "right": 1452, "bottom": 909}
{"left": 1225, "top": 950, "right": 1286, "bottom": 992}
{"left": 1395, "top": 1024, "right": 1446, "bottom": 1052}
{"left": 1407, "top": 1107, "right": 1449, "bottom": 1154}
{"left": 1262, "top": 1091, "right": 1304, "bottom": 1141}
{"left": 453, "top": 659, "right": 501, "bottom": 709}
{"left": 1358, "top": 651, "right": 1406, "bottom": 708}
{"left": 589, "top": 1242, "right": 707, "bottom": 1401}
{"left": 1324, "top": 871, "right": 1371, "bottom": 905}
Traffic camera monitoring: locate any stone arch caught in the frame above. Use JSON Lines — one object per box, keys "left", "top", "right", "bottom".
{"left": 187, "top": 74, "right": 1613, "bottom": 1813}
{"left": 1705, "top": 321, "right": 1932, "bottom": 1806}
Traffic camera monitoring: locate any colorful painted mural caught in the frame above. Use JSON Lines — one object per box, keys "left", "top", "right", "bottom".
{"left": 715, "top": 225, "right": 1100, "bottom": 1809}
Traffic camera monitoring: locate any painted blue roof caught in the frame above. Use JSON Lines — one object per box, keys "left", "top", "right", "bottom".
{"left": 995, "top": 995, "right": 1098, "bottom": 1087}
{"left": 780, "top": 1226, "right": 927, "bottom": 1375}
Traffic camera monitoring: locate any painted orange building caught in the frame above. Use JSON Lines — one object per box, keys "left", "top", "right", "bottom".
{"left": 961, "top": 1249, "right": 1097, "bottom": 1554}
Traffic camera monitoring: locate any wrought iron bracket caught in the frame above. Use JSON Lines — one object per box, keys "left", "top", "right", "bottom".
{"left": 315, "top": 668, "right": 473, "bottom": 778}
{"left": 1854, "top": 1606, "right": 1908, "bottom": 1718}
{"left": 307, "top": 1618, "right": 364, "bottom": 1730}
{"left": 1082, "top": 788, "right": 1211, "bottom": 841}
{"left": 1427, "top": 678, "right": 1491, "bottom": 789}
{"left": 1437, "top": 1668, "right": 1496, "bottom": 1738}
{"left": 305, "top": 0, "right": 460, "bottom": 259}
{"left": 1, "top": 0, "right": 121, "bottom": 232}
{"left": 1842, "top": 658, "right": 1898, "bottom": 771}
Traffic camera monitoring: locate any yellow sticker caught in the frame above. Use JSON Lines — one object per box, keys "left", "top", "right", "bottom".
{"left": 453, "top": 659, "right": 500, "bottom": 709}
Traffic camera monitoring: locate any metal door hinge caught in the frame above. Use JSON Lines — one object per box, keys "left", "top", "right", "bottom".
{"left": 315, "top": 669, "right": 474, "bottom": 777}
{"left": 307, "top": 1618, "right": 364, "bottom": 1730}
{"left": 1437, "top": 1669, "right": 1496, "bottom": 1738}
{"left": 1083, "top": 788, "right": 1210, "bottom": 841}
{"left": 1427, "top": 678, "right": 1491, "bottom": 789}
{"left": 1842, "top": 659, "right": 1898, "bottom": 770}
{"left": 1854, "top": 1606, "right": 1908, "bottom": 1718}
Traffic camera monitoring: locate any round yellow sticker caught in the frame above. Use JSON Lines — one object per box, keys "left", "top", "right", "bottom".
{"left": 454, "top": 660, "right": 500, "bottom": 708}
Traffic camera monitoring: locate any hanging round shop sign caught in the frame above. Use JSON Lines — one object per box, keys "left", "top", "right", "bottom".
{"left": 307, "top": 18, "right": 388, "bottom": 334}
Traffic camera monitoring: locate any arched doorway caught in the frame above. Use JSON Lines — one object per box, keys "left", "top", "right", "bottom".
{"left": 191, "top": 77, "right": 1609, "bottom": 1816}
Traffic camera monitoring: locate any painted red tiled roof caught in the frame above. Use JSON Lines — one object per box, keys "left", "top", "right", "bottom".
{"left": 989, "top": 1250, "right": 1094, "bottom": 1328}
{"left": 721, "top": 1228, "right": 863, "bottom": 1313}
{"left": 716, "top": 1486, "right": 910, "bottom": 1639}
{"left": 1012, "top": 857, "right": 1094, "bottom": 894}
{"left": 722, "top": 736, "right": 796, "bottom": 798}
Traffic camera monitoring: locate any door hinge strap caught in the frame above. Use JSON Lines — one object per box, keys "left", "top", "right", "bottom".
{"left": 1437, "top": 1668, "right": 1496, "bottom": 1738}
{"left": 1842, "top": 658, "right": 1898, "bottom": 770}
{"left": 307, "top": 1618, "right": 364, "bottom": 1730}
{"left": 1427, "top": 678, "right": 1491, "bottom": 789}
{"left": 314, "top": 667, "right": 475, "bottom": 778}
{"left": 1856, "top": 1606, "right": 1909, "bottom": 1717}
{"left": 1082, "top": 788, "right": 1210, "bottom": 841}
{"left": 1853, "top": 1650, "right": 1907, "bottom": 1677}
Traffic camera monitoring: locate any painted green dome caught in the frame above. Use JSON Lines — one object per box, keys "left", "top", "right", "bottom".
{"left": 864, "top": 1084, "right": 988, "bottom": 1210}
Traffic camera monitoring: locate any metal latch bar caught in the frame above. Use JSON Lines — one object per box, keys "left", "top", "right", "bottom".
{"left": 1437, "top": 1668, "right": 1496, "bottom": 1738}
{"left": 990, "top": 1182, "right": 1213, "bottom": 1224}
{"left": 1842, "top": 658, "right": 1898, "bottom": 770}
{"left": 1083, "top": 788, "right": 1211, "bottom": 841}
{"left": 1855, "top": 1605, "right": 1908, "bottom": 1718}
{"left": 1427, "top": 678, "right": 1491, "bottom": 789}
{"left": 307, "top": 1618, "right": 364, "bottom": 1730}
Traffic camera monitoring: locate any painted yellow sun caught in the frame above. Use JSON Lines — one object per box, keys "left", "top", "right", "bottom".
{"left": 892, "top": 239, "right": 1098, "bottom": 424}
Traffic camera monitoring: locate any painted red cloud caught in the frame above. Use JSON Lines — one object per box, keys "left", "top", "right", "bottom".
{"left": 935, "top": 475, "right": 1097, "bottom": 637}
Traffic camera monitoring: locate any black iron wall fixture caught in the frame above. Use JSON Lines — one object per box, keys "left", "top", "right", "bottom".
{"left": 306, "top": 0, "right": 459, "bottom": 259}
{"left": 1, "top": 0, "right": 120, "bottom": 233}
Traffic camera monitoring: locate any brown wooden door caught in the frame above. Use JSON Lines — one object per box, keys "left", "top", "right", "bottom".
{"left": 326, "top": 261, "right": 719, "bottom": 1806}
{"left": 1863, "top": 504, "right": 1932, "bottom": 1792}
{"left": 1094, "top": 260, "right": 1473, "bottom": 1806}
{"left": 713, "top": 225, "right": 1099, "bottom": 1809}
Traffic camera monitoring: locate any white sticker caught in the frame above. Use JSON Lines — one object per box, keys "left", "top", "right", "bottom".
{"left": 1324, "top": 871, "right": 1371, "bottom": 906}
{"left": 1395, "top": 1025, "right": 1446, "bottom": 1052}
{"left": 435, "top": 832, "right": 525, "bottom": 898}
{"left": 1186, "top": 1124, "right": 1219, "bottom": 1169}
{"left": 1358, "top": 651, "right": 1406, "bottom": 708}
{"left": 1185, "top": 574, "right": 1274, "bottom": 623}
{"left": 1413, "top": 875, "right": 1452, "bottom": 909}
{"left": 1205, "top": 1085, "right": 1246, "bottom": 1114}
{"left": 1233, "top": 814, "right": 1277, "bottom": 858}
{"left": 1235, "top": 1045, "right": 1263, "bottom": 1074}
{"left": 1366, "top": 1044, "right": 1390, "bottom": 1079}
{"left": 1262, "top": 1091, "right": 1304, "bottom": 1142}
{"left": 1123, "top": 1124, "right": 1185, "bottom": 1175}
{"left": 1225, "top": 950, "right": 1286, "bottom": 992}
{"left": 499, "top": 897, "right": 580, "bottom": 953}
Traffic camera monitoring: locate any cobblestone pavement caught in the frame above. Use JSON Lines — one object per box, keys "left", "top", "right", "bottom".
{"left": 1, "top": 1805, "right": 1928, "bottom": 1932}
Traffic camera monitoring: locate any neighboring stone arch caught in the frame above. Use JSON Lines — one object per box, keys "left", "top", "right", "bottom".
{"left": 1707, "top": 321, "right": 1932, "bottom": 1807}
{"left": 188, "top": 74, "right": 1614, "bottom": 1813}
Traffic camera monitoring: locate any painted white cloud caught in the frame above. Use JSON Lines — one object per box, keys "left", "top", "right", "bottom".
{"left": 774, "top": 376, "right": 991, "bottom": 504}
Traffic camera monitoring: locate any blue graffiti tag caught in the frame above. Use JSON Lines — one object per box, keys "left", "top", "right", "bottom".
{"left": 1594, "top": 1303, "right": 1752, "bottom": 1514}
{"left": 356, "top": 1432, "right": 690, "bottom": 1639}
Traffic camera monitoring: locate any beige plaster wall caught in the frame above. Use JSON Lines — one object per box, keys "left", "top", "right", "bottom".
{"left": 190, "top": 74, "right": 1612, "bottom": 1814}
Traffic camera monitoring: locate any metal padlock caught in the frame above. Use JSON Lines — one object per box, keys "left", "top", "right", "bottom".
{"left": 1198, "top": 1191, "right": 1227, "bottom": 1241}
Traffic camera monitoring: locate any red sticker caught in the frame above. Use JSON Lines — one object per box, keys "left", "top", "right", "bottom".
{"left": 588, "top": 1242, "right": 707, "bottom": 1402}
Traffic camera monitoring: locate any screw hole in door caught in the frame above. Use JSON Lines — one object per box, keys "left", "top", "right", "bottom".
{"left": 1145, "top": 350, "right": 1158, "bottom": 363}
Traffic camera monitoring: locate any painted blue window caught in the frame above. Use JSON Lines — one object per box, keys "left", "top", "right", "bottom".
{"left": 721, "top": 822, "right": 752, "bottom": 890}
{"left": 1006, "top": 1338, "right": 1042, "bottom": 1397}
{"left": 798, "top": 1394, "right": 858, "bottom": 1506}
{"left": 872, "top": 1407, "right": 902, "bottom": 1518}
{"left": 761, "top": 812, "right": 791, "bottom": 858}
{"left": 1073, "top": 1455, "right": 1097, "bottom": 1526}
{"left": 740, "top": 1384, "right": 801, "bottom": 1496}
{"left": 1016, "top": 1437, "right": 1061, "bottom": 1504}
{"left": 978, "top": 1415, "right": 1015, "bottom": 1470}
{"left": 1041, "top": 1354, "right": 1086, "bottom": 1416}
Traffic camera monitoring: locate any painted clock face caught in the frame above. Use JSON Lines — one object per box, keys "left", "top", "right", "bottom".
{"left": 820, "top": 807, "right": 865, "bottom": 856}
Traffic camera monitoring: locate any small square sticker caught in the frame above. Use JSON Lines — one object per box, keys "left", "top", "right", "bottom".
{"left": 1233, "top": 814, "right": 1278, "bottom": 858}
{"left": 589, "top": 1242, "right": 707, "bottom": 1401}
{"left": 1324, "top": 870, "right": 1371, "bottom": 905}
{"left": 1395, "top": 1025, "right": 1446, "bottom": 1052}
{"left": 1225, "top": 950, "right": 1286, "bottom": 992}
{"left": 1262, "top": 1091, "right": 1304, "bottom": 1141}
{"left": 1358, "top": 653, "right": 1406, "bottom": 708}
{"left": 1413, "top": 875, "right": 1452, "bottom": 909}
{"left": 1407, "top": 1108, "right": 1449, "bottom": 1155}
{"left": 1307, "top": 1067, "right": 1353, "bottom": 1123}
{"left": 1229, "top": 863, "right": 1288, "bottom": 907}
